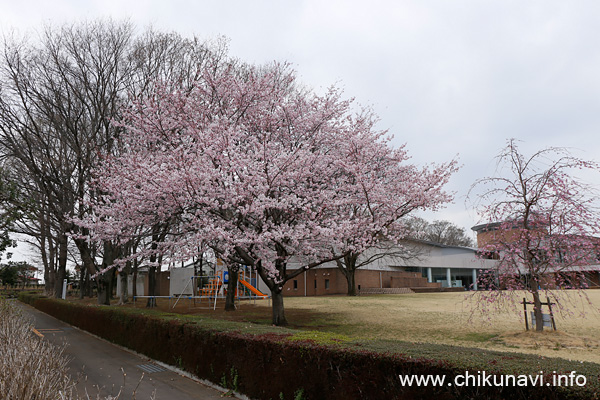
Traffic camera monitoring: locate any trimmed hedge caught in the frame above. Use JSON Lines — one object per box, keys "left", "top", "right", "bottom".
{"left": 19, "top": 293, "right": 599, "bottom": 400}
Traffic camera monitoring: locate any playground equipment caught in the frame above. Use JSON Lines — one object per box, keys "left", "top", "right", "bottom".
{"left": 171, "top": 266, "right": 268, "bottom": 310}
{"left": 240, "top": 279, "right": 268, "bottom": 298}
{"left": 200, "top": 276, "right": 223, "bottom": 297}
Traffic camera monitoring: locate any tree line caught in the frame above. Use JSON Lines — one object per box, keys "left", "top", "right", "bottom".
{"left": 0, "top": 21, "right": 232, "bottom": 304}
{"left": 0, "top": 20, "right": 460, "bottom": 325}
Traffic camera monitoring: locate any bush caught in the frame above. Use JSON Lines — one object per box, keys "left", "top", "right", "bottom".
{"left": 0, "top": 298, "right": 74, "bottom": 399}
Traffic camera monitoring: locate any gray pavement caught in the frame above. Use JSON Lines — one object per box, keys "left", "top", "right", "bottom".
{"left": 16, "top": 301, "right": 232, "bottom": 400}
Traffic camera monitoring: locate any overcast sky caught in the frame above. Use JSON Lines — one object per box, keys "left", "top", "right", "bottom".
{"left": 3, "top": 0, "right": 600, "bottom": 245}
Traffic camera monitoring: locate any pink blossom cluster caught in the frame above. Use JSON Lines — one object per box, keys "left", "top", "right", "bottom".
{"left": 79, "top": 57, "right": 457, "bottom": 290}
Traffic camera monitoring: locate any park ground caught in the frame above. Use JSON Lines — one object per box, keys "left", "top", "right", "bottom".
{"left": 77, "top": 289, "right": 600, "bottom": 365}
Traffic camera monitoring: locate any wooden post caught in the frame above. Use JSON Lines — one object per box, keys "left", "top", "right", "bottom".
{"left": 546, "top": 296, "right": 557, "bottom": 331}
{"left": 523, "top": 297, "right": 529, "bottom": 331}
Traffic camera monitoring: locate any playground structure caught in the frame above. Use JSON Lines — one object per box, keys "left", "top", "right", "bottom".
{"left": 130, "top": 258, "right": 269, "bottom": 310}
{"left": 169, "top": 265, "right": 269, "bottom": 310}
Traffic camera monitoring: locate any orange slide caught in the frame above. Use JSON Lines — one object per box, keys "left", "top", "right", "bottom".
{"left": 239, "top": 279, "right": 269, "bottom": 298}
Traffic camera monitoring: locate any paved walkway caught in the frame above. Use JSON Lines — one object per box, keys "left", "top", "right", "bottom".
{"left": 17, "top": 301, "right": 232, "bottom": 400}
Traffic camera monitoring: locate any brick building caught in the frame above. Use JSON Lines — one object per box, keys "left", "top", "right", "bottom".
{"left": 280, "top": 240, "right": 498, "bottom": 296}
{"left": 125, "top": 239, "right": 506, "bottom": 298}
{"left": 472, "top": 222, "right": 600, "bottom": 289}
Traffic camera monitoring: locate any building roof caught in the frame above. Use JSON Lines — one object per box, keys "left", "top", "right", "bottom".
{"left": 405, "top": 238, "right": 477, "bottom": 251}
{"left": 471, "top": 222, "right": 502, "bottom": 233}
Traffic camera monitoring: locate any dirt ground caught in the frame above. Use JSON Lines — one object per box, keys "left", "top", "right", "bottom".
{"left": 81, "top": 289, "right": 600, "bottom": 364}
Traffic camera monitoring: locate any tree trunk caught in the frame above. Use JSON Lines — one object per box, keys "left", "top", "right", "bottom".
{"left": 40, "top": 205, "right": 55, "bottom": 297}
{"left": 261, "top": 261, "right": 288, "bottom": 325}
{"left": 225, "top": 267, "right": 238, "bottom": 311}
{"left": 146, "top": 266, "right": 157, "bottom": 308}
{"left": 84, "top": 268, "right": 92, "bottom": 297}
{"left": 146, "top": 228, "right": 164, "bottom": 308}
{"left": 117, "top": 266, "right": 129, "bottom": 305}
{"left": 97, "top": 276, "right": 109, "bottom": 305}
{"left": 109, "top": 272, "right": 114, "bottom": 300}
{"left": 337, "top": 254, "right": 359, "bottom": 296}
{"left": 132, "top": 259, "right": 138, "bottom": 299}
{"left": 271, "top": 289, "right": 287, "bottom": 326}
{"left": 97, "top": 273, "right": 108, "bottom": 305}
{"left": 532, "top": 289, "right": 544, "bottom": 332}
{"left": 78, "top": 266, "right": 84, "bottom": 299}
{"left": 54, "top": 231, "right": 68, "bottom": 298}
{"left": 40, "top": 224, "right": 51, "bottom": 296}
{"left": 97, "top": 269, "right": 115, "bottom": 305}
{"left": 97, "top": 241, "right": 118, "bottom": 305}
{"left": 46, "top": 270, "right": 55, "bottom": 297}
{"left": 74, "top": 238, "right": 98, "bottom": 299}
{"left": 236, "top": 254, "right": 288, "bottom": 326}
{"left": 345, "top": 269, "right": 358, "bottom": 296}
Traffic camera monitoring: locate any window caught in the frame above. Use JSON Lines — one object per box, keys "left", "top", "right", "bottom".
{"left": 293, "top": 280, "right": 298, "bottom": 290}
{"left": 314, "top": 280, "right": 317, "bottom": 289}
{"left": 325, "top": 279, "right": 330, "bottom": 290}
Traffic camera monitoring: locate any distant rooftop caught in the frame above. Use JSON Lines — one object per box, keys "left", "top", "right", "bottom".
{"left": 471, "top": 222, "right": 502, "bottom": 233}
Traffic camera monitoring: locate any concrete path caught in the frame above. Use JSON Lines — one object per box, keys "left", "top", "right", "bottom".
{"left": 16, "top": 301, "right": 232, "bottom": 400}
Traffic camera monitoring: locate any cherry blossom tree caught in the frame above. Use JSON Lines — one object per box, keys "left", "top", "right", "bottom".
{"left": 83, "top": 55, "right": 458, "bottom": 325}
{"left": 471, "top": 139, "right": 600, "bottom": 331}
{"left": 332, "top": 135, "right": 458, "bottom": 296}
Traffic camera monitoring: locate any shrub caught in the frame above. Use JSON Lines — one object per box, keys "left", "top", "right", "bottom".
{"left": 0, "top": 298, "right": 74, "bottom": 399}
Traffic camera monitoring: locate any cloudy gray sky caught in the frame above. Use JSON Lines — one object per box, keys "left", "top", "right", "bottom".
{"left": 3, "top": 0, "right": 600, "bottom": 242}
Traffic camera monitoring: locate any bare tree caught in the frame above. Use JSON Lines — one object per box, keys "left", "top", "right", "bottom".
{"left": 0, "top": 163, "right": 22, "bottom": 262}
{"left": 0, "top": 21, "right": 137, "bottom": 299}
{"left": 406, "top": 217, "right": 475, "bottom": 247}
{"left": 0, "top": 21, "right": 227, "bottom": 303}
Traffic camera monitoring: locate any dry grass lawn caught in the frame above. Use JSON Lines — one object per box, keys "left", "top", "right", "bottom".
{"left": 89, "top": 289, "right": 600, "bottom": 365}
{"left": 279, "top": 289, "right": 600, "bottom": 364}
